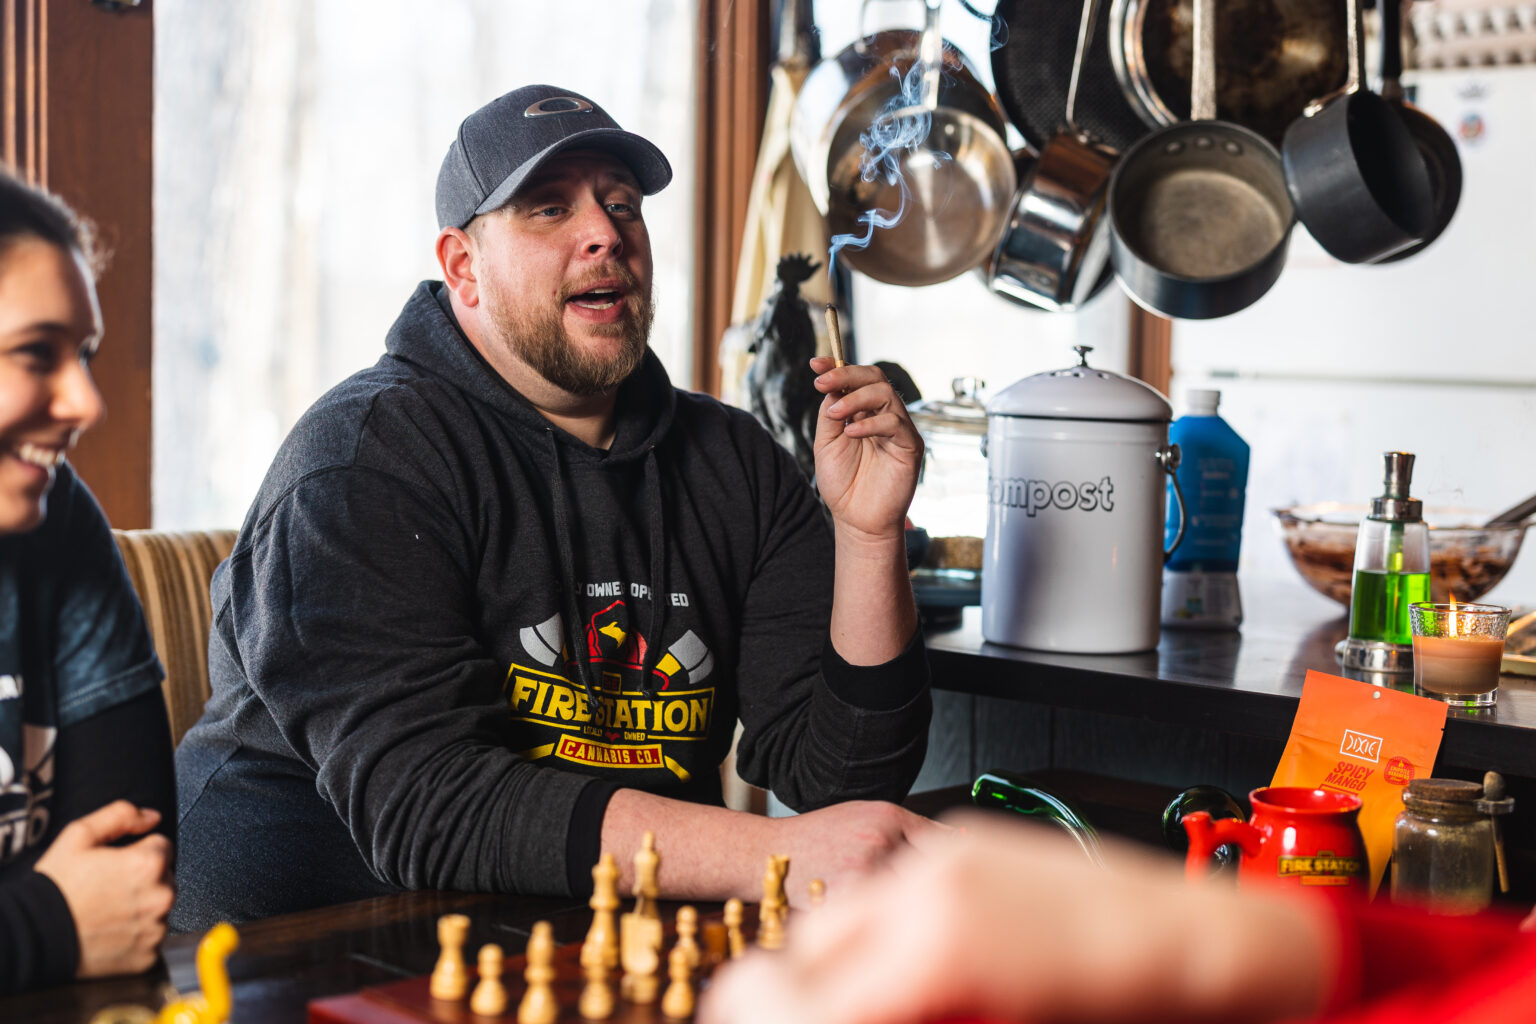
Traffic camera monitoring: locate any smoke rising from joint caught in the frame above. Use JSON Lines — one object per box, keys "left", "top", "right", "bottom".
{"left": 826, "top": 55, "right": 953, "bottom": 280}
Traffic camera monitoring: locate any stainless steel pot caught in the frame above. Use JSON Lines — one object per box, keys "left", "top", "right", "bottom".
{"left": 985, "top": 0, "right": 1119, "bottom": 312}
{"left": 790, "top": 3, "right": 1016, "bottom": 286}
{"left": 1107, "top": 0, "right": 1294, "bottom": 320}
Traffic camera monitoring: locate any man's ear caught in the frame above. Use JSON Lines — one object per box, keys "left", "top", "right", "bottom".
{"left": 436, "top": 227, "right": 479, "bottom": 307}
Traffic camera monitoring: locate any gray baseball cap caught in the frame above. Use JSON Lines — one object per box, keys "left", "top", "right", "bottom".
{"left": 435, "top": 84, "right": 672, "bottom": 230}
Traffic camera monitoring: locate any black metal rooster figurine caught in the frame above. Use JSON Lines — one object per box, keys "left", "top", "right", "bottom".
{"left": 742, "top": 254, "right": 822, "bottom": 482}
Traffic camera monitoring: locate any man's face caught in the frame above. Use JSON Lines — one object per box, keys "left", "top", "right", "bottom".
{"left": 471, "top": 150, "right": 654, "bottom": 396}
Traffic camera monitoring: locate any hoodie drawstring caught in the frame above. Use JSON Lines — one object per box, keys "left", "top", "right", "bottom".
{"left": 546, "top": 430, "right": 597, "bottom": 698}
{"left": 546, "top": 431, "right": 670, "bottom": 698}
{"left": 640, "top": 446, "right": 667, "bottom": 694}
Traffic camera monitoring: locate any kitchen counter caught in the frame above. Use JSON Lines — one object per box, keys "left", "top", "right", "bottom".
{"left": 923, "top": 579, "right": 1536, "bottom": 777}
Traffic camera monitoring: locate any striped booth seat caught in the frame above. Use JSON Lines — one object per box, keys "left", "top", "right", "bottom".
{"left": 112, "top": 529, "right": 238, "bottom": 746}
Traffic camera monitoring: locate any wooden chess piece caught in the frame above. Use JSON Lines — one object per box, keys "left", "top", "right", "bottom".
{"left": 470, "top": 943, "right": 508, "bottom": 1018}
{"left": 587, "top": 852, "right": 621, "bottom": 970}
{"left": 674, "top": 905, "right": 700, "bottom": 970}
{"left": 430, "top": 913, "right": 471, "bottom": 1001}
{"left": 723, "top": 898, "right": 745, "bottom": 959}
{"left": 578, "top": 936, "right": 615, "bottom": 1020}
{"left": 515, "top": 923, "right": 557, "bottom": 1024}
{"left": 758, "top": 855, "right": 788, "bottom": 950}
{"left": 808, "top": 878, "right": 826, "bottom": 907}
{"left": 660, "top": 941, "right": 695, "bottom": 1019}
{"left": 701, "top": 920, "right": 728, "bottom": 969}
{"left": 633, "top": 830, "right": 660, "bottom": 921}
{"left": 757, "top": 900, "right": 784, "bottom": 950}
{"left": 762, "top": 854, "right": 790, "bottom": 926}
{"left": 620, "top": 910, "right": 662, "bottom": 1003}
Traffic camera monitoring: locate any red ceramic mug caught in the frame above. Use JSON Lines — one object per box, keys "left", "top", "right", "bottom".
{"left": 1184, "top": 786, "right": 1368, "bottom": 893}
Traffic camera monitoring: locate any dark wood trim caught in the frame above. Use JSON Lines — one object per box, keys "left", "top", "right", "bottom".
{"left": 3, "top": 0, "right": 154, "bottom": 527}
{"left": 692, "top": 0, "right": 771, "bottom": 396}
{"left": 1126, "top": 299, "right": 1173, "bottom": 397}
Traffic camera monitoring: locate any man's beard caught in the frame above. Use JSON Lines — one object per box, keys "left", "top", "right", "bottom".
{"left": 483, "top": 267, "right": 654, "bottom": 396}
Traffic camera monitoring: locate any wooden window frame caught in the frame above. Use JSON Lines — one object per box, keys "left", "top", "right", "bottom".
{"left": 4, "top": 0, "right": 154, "bottom": 528}
{"left": 692, "top": 0, "right": 771, "bottom": 396}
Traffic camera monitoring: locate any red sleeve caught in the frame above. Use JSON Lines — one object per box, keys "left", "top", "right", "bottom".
{"left": 1317, "top": 896, "right": 1535, "bottom": 1024}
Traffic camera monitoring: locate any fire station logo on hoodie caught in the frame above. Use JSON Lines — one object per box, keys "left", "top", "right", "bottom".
{"left": 507, "top": 603, "right": 715, "bottom": 780}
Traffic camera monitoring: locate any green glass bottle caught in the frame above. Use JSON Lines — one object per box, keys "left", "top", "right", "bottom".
{"left": 1339, "top": 453, "right": 1430, "bottom": 672}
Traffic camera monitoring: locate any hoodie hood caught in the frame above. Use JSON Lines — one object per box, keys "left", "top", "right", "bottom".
{"left": 383, "top": 281, "right": 677, "bottom": 464}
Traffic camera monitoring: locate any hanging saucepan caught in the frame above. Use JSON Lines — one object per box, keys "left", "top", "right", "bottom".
{"left": 1108, "top": 0, "right": 1346, "bottom": 149}
{"left": 1373, "top": 0, "right": 1461, "bottom": 264}
{"left": 979, "top": 149, "right": 1117, "bottom": 310}
{"left": 1280, "top": 0, "right": 1435, "bottom": 264}
{"left": 789, "top": 0, "right": 1016, "bottom": 286}
{"left": 1107, "top": 0, "right": 1294, "bottom": 320}
{"left": 985, "top": 0, "right": 1119, "bottom": 312}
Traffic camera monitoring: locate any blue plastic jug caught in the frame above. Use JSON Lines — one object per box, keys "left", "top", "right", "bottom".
{"left": 1163, "top": 389, "right": 1249, "bottom": 628}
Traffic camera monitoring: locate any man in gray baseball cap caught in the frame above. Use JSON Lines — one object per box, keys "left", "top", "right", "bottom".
{"left": 173, "top": 83, "right": 934, "bottom": 930}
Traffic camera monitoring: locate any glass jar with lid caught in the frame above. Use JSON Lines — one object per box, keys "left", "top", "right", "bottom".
{"left": 1390, "top": 778, "right": 1494, "bottom": 914}
{"left": 907, "top": 377, "right": 988, "bottom": 583}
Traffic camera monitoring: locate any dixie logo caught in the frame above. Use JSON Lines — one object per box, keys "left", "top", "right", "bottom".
{"left": 1340, "top": 729, "right": 1383, "bottom": 762}
{"left": 990, "top": 475, "right": 1115, "bottom": 517}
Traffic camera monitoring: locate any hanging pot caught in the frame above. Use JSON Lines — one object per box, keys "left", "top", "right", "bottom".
{"left": 991, "top": 0, "right": 1150, "bottom": 154}
{"left": 984, "top": 0, "right": 1120, "bottom": 312}
{"left": 1108, "top": 0, "right": 1346, "bottom": 149}
{"left": 790, "top": 0, "right": 1016, "bottom": 286}
{"left": 1280, "top": 0, "right": 1435, "bottom": 264}
{"left": 1372, "top": 0, "right": 1462, "bottom": 264}
{"left": 1107, "top": 0, "right": 1294, "bottom": 320}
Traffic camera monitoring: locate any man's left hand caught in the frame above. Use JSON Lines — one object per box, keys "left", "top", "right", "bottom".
{"left": 809, "top": 356, "right": 923, "bottom": 540}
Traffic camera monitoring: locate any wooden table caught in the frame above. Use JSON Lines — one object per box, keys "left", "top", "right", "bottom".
{"left": 1, "top": 890, "right": 595, "bottom": 1024}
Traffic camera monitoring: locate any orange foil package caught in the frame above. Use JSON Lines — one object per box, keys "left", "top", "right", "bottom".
{"left": 1271, "top": 670, "right": 1448, "bottom": 896}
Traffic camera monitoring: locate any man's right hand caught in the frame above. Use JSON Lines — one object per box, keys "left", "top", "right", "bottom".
{"left": 600, "top": 789, "right": 950, "bottom": 906}
{"left": 34, "top": 800, "right": 175, "bottom": 978}
{"left": 765, "top": 800, "right": 951, "bottom": 906}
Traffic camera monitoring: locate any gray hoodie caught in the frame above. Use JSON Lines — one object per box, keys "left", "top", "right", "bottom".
{"left": 171, "top": 282, "right": 930, "bottom": 929}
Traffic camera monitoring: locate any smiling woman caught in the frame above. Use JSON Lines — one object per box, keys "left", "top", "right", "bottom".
{"left": 153, "top": 0, "right": 698, "bottom": 531}
{"left": 0, "top": 174, "right": 177, "bottom": 994}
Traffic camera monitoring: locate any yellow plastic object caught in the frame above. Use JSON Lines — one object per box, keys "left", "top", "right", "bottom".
{"left": 157, "top": 922, "right": 240, "bottom": 1024}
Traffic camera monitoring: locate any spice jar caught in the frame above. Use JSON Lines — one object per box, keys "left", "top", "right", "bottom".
{"left": 1390, "top": 778, "right": 1494, "bottom": 914}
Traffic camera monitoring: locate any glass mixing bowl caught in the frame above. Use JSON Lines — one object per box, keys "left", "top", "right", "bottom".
{"left": 1273, "top": 503, "right": 1529, "bottom": 606}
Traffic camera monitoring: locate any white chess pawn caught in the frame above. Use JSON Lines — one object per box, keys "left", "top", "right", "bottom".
{"left": 516, "top": 923, "right": 557, "bottom": 1024}
{"left": 723, "top": 898, "right": 745, "bottom": 959}
{"left": 470, "top": 943, "right": 508, "bottom": 1017}
{"left": 578, "top": 937, "right": 615, "bottom": 1020}
{"left": 660, "top": 940, "right": 695, "bottom": 1019}
{"left": 430, "top": 914, "right": 471, "bottom": 1001}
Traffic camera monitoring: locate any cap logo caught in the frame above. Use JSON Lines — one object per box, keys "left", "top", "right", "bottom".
{"left": 525, "top": 97, "right": 594, "bottom": 118}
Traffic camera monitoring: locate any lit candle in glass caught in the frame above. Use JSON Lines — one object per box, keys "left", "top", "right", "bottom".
{"left": 1410, "top": 601, "right": 1511, "bottom": 708}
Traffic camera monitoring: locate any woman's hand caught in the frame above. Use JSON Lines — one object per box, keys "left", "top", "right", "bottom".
{"left": 34, "top": 800, "right": 174, "bottom": 978}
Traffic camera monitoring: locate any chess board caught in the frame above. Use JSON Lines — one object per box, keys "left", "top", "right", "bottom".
{"left": 308, "top": 908, "right": 751, "bottom": 1024}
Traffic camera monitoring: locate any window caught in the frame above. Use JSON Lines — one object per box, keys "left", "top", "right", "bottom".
{"left": 154, "top": 0, "right": 697, "bottom": 528}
